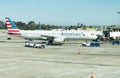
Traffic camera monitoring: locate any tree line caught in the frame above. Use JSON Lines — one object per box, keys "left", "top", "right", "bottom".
{"left": 0, "top": 20, "right": 88, "bottom": 30}
{"left": 0, "top": 20, "right": 117, "bottom": 30}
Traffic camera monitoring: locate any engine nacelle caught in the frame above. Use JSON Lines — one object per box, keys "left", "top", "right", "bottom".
{"left": 54, "top": 37, "right": 65, "bottom": 42}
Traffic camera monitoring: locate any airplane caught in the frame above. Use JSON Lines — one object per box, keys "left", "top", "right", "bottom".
{"left": 5, "top": 17, "right": 98, "bottom": 45}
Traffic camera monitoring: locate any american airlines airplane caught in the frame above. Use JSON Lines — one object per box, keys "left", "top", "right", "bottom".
{"left": 5, "top": 17, "right": 98, "bottom": 44}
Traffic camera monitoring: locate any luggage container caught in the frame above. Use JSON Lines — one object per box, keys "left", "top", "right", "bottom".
{"left": 112, "top": 40, "right": 119, "bottom": 45}
{"left": 34, "top": 43, "right": 46, "bottom": 48}
{"left": 25, "top": 41, "right": 46, "bottom": 49}
{"left": 82, "top": 42, "right": 100, "bottom": 47}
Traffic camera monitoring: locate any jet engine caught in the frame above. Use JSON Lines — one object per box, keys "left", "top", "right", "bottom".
{"left": 54, "top": 36, "right": 65, "bottom": 42}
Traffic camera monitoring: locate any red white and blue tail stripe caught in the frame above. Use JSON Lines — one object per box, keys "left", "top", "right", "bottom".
{"left": 5, "top": 17, "right": 21, "bottom": 36}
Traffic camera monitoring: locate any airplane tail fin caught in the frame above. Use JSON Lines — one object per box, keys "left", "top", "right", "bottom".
{"left": 5, "top": 17, "right": 21, "bottom": 36}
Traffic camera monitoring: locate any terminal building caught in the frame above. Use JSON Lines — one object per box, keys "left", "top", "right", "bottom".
{"left": 103, "top": 27, "right": 120, "bottom": 40}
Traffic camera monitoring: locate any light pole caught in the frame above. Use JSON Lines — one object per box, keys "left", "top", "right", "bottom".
{"left": 117, "top": 11, "right": 120, "bottom": 26}
{"left": 39, "top": 22, "right": 41, "bottom": 30}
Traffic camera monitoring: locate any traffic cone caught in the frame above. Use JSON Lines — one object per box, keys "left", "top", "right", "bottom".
{"left": 91, "top": 73, "right": 95, "bottom": 78}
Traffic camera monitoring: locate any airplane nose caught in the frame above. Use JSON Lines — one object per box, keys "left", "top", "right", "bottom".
{"left": 95, "top": 36, "right": 98, "bottom": 39}
{"left": 95, "top": 35, "right": 98, "bottom": 38}
{"left": 93, "top": 35, "right": 98, "bottom": 39}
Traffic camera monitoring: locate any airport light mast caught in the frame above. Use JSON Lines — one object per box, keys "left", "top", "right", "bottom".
{"left": 117, "top": 11, "right": 120, "bottom": 26}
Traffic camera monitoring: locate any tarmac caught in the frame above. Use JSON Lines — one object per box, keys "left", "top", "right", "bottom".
{"left": 0, "top": 39, "right": 120, "bottom": 78}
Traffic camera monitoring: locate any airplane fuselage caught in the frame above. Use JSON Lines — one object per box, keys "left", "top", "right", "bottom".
{"left": 5, "top": 17, "right": 98, "bottom": 43}
{"left": 18, "top": 30, "right": 97, "bottom": 41}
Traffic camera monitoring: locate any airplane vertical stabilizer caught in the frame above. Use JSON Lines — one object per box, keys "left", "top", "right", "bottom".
{"left": 5, "top": 17, "right": 21, "bottom": 36}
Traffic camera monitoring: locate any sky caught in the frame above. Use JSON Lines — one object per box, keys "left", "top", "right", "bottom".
{"left": 0, "top": 0, "right": 120, "bottom": 26}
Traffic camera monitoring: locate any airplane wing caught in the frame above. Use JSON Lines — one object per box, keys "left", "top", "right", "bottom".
{"left": 41, "top": 34, "right": 58, "bottom": 40}
{"left": 41, "top": 34, "right": 65, "bottom": 42}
